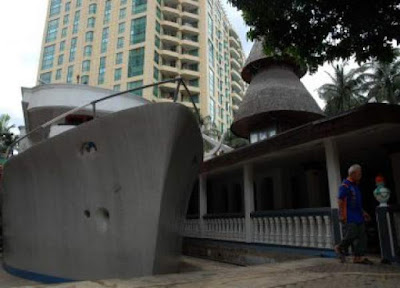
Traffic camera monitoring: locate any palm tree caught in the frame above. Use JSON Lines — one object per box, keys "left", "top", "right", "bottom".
{"left": 360, "top": 50, "right": 400, "bottom": 104}
{"left": 318, "top": 63, "right": 367, "bottom": 116}
{"left": 0, "top": 114, "right": 17, "bottom": 154}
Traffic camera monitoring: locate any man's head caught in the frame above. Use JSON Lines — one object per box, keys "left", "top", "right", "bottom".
{"left": 348, "top": 164, "right": 362, "bottom": 182}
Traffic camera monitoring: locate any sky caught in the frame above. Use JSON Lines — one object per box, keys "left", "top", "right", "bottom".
{"left": 0, "top": 0, "right": 335, "bottom": 131}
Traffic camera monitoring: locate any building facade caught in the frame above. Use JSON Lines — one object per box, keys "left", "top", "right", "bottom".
{"left": 37, "top": 0, "right": 247, "bottom": 132}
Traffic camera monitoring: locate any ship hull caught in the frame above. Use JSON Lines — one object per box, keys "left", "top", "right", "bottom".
{"left": 2, "top": 103, "right": 202, "bottom": 281}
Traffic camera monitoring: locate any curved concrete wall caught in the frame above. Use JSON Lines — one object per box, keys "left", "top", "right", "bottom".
{"left": 2, "top": 103, "right": 203, "bottom": 280}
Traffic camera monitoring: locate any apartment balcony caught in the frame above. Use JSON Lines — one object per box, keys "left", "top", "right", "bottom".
{"left": 230, "top": 46, "right": 241, "bottom": 59}
{"left": 229, "top": 36, "right": 241, "bottom": 50}
{"left": 181, "top": 52, "right": 199, "bottom": 62}
{"left": 183, "top": 83, "right": 200, "bottom": 94}
{"left": 159, "top": 81, "right": 179, "bottom": 93}
{"left": 161, "top": 19, "right": 180, "bottom": 30}
{"left": 181, "top": 9, "right": 199, "bottom": 21}
{"left": 181, "top": 36, "right": 199, "bottom": 49}
{"left": 160, "top": 64, "right": 179, "bottom": 76}
{"left": 231, "top": 69, "right": 242, "bottom": 83}
{"left": 231, "top": 92, "right": 243, "bottom": 104}
{"left": 181, "top": 0, "right": 199, "bottom": 10}
{"left": 181, "top": 22, "right": 199, "bottom": 34}
{"left": 231, "top": 79, "right": 243, "bottom": 93}
{"left": 160, "top": 48, "right": 180, "bottom": 59}
{"left": 162, "top": 5, "right": 180, "bottom": 18}
{"left": 161, "top": 33, "right": 180, "bottom": 45}
{"left": 231, "top": 57, "right": 242, "bottom": 71}
{"left": 180, "top": 67, "right": 200, "bottom": 79}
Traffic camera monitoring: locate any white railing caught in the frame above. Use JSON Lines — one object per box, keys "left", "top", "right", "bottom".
{"left": 251, "top": 213, "right": 333, "bottom": 249}
{"left": 182, "top": 208, "right": 334, "bottom": 249}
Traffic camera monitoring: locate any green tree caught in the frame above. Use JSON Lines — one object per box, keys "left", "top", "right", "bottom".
{"left": 227, "top": 0, "right": 400, "bottom": 73}
{"left": 318, "top": 63, "right": 367, "bottom": 116}
{"left": 0, "top": 114, "right": 17, "bottom": 154}
{"left": 361, "top": 51, "right": 400, "bottom": 104}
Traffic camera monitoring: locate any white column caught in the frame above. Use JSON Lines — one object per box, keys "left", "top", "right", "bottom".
{"left": 199, "top": 174, "right": 207, "bottom": 238}
{"left": 324, "top": 138, "right": 341, "bottom": 208}
{"left": 390, "top": 152, "right": 400, "bottom": 204}
{"left": 244, "top": 163, "right": 255, "bottom": 243}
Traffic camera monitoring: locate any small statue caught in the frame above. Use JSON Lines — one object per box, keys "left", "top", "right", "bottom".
{"left": 373, "top": 175, "right": 391, "bottom": 207}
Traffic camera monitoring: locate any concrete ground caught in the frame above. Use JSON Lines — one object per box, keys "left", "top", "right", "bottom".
{"left": 1, "top": 256, "right": 400, "bottom": 288}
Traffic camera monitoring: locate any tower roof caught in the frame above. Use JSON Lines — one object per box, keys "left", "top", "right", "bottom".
{"left": 231, "top": 41, "right": 324, "bottom": 138}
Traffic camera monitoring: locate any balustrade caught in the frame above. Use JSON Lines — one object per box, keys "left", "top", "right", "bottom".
{"left": 182, "top": 209, "right": 334, "bottom": 249}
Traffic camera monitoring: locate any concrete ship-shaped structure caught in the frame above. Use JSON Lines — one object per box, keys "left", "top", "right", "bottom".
{"left": 2, "top": 84, "right": 203, "bottom": 281}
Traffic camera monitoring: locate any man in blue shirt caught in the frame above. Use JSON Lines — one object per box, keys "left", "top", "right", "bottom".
{"left": 334, "top": 164, "right": 373, "bottom": 264}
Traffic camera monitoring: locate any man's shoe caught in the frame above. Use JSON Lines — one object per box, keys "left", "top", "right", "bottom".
{"left": 334, "top": 245, "right": 346, "bottom": 263}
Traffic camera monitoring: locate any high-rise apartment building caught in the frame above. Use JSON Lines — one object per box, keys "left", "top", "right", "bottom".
{"left": 38, "top": 0, "right": 247, "bottom": 131}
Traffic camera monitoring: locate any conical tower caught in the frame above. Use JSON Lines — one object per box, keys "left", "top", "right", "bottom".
{"left": 231, "top": 41, "right": 325, "bottom": 140}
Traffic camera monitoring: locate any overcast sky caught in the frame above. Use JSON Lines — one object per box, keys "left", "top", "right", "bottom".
{"left": 0, "top": 0, "right": 334, "bottom": 130}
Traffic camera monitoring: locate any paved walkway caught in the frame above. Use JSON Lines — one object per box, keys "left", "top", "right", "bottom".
{"left": 2, "top": 257, "right": 400, "bottom": 288}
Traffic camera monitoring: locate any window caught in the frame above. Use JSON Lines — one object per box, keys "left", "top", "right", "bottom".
{"left": 153, "top": 86, "right": 159, "bottom": 97}
{"left": 82, "top": 60, "right": 91, "bottom": 72}
{"left": 63, "top": 14, "right": 69, "bottom": 25}
{"left": 155, "top": 21, "right": 160, "bottom": 33}
{"left": 40, "top": 72, "right": 52, "bottom": 84}
{"left": 208, "top": 14, "right": 214, "bottom": 39}
{"left": 61, "top": 27, "right": 67, "bottom": 38}
{"left": 114, "top": 84, "right": 121, "bottom": 91}
{"left": 117, "top": 37, "right": 124, "bottom": 49}
{"left": 154, "top": 51, "right": 159, "bottom": 64}
{"left": 115, "top": 52, "right": 123, "bottom": 64}
{"left": 76, "top": 0, "right": 82, "bottom": 8}
{"left": 84, "top": 45, "right": 92, "bottom": 57}
{"left": 132, "top": 0, "right": 147, "bottom": 14}
{"left": 85, "top": 31, "right": 94, "bottom": 42}
{"left": 156, "top": 7, "right": 161, "bottom": 19}
{"left": 153, "top": 67, "right": 159, "bottom": 80}
{"left": 155, "top": 35, "right": 160, "bottom": 48}
{"left": 127, "top": 80, "right": 143, "bottom": 96}
{"left": 45, "top": 19, "right": 59, "bottom": 43}
{"left": 73, "top": 11, "right": 80, "bottom": 34}
{"left": 119, "top": 8, "right": 126, "bottom": 19}
{"left": 41, "top": 45, "right": 55, "bottom": 70}
{"left": 59, "top": 40, "right": 65, "bottom": 52}
{"left": 208, "top": 69, "right": 215, "bottom": 97}
{"left": 89, "top": 4, "right": 97, "bottom": 14}
{"left": 55, "top": 69, "right": 62, "bottom": 80}
{"left": 130, "top": 17, "right": 146, "bottom": 44}
{"left": 49, "top": 0, "right": 62, "bottom": 17}
{"left": 118, "top": 22, "right": 125, "bottom": 34}
{"left": 81, "top": 75, "right": 89, "bottom": 84}
{"left": 121, "top": 0, "right": 127, "bottom": 5}
{"left": 208, "top": 40, "right": 214, "bottom": 67}
{"left": 103, "top": 0, "right": 112, "bottom": 24}
{"left": 128, "top": 47, "right": 145, "bottom": 77}
{"left": 101, "top": 27, "right": 109, "bottom": 53}
{"left": 114, "top": 68, "right": 122, "bottom": 81}
{"left": 69, "top": 37, "right": 77, "bottom": 62}
{"left": 67, "top": 65, "right": 74, "bottom": 83}
{"left": 87, "top": 17, "right": 96, "bottom": 28}
{"left": 98, "top": 57, "right": 106, "bottom": 84}
{"left": 209, "top": 98, "right": 215, "bottom": 122}
{"left": 57, "top": 54, "right": 64, "bottom": 65}
{"left": 65, "top": 2, "right": 71, "bottom": 12}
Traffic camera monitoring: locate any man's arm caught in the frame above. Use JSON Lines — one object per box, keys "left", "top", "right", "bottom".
{"left": 338, "top": 185, "right": 348, "bottom": 223}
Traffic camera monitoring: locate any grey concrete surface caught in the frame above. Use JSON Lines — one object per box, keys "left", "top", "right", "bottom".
{"left": 6, "top": 256, "right": 400, "bottom": 288}
{"left": 2, "top": 103, "right": 203, "bottom": 280}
